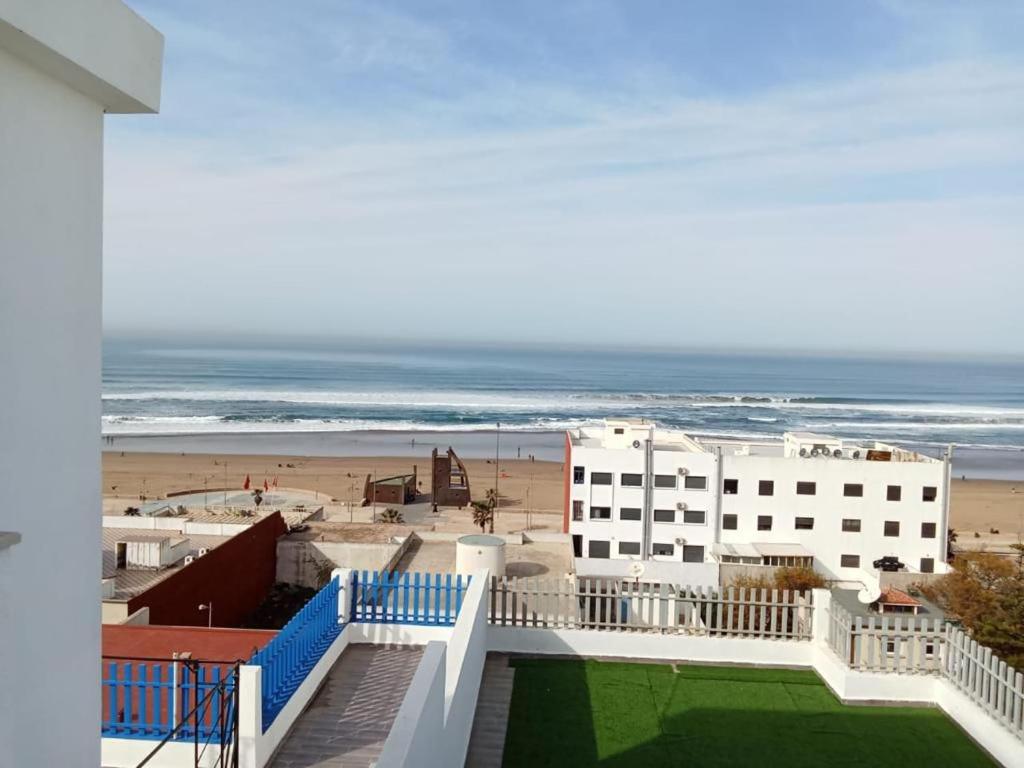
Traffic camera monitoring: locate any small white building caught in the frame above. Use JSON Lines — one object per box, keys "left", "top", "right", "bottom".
{"left": 564, "top": 420, "right": 950, "bottom": 583}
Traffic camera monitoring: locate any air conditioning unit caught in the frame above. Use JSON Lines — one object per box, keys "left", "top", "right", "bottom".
{"left": 184, "top": 555, "right": 195, "bottom": 565}
{"left": 197, "top": 547, "right": 209, "bottom": 557}
{"left": 810, "top": 448, "right": 820, "bottom": 457}
{"left": 799, "top": 448, "right": 808, "bottom": 457}
{"left": 678, "top": 467, "right": 689, "bottom": 475}
{"left": 852, "top": 450, "right": 862, "bottom": 459}
{"left": 676, "top": 502, "right": 688, "bottom": 511}
{"left": 632, "top": 439, "right": 642, "bottom": 448}
{"left": 674, "top": 537, "right": 687, "bottom": 546}
{"left": 833, "top": 449, "right": 842, "bottom": 458}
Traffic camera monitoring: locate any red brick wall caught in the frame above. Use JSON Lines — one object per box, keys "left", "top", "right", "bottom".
{"left": 127, "top": 512, "right": 287, "bottom": 628}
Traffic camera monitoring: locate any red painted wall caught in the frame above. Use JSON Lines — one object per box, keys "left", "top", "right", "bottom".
{"left": 127, "top": 512, "right": 287, "bottom": 628}
{"left": 103, "top": 625, "right": 276, "bottom": 663}
{"left": 563, "top": 432, "right": 571, "bottom": 533}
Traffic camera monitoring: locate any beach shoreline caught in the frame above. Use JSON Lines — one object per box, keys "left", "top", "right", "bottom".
{"left": 101, "top": 429, "right": 1024, "bottom": 480}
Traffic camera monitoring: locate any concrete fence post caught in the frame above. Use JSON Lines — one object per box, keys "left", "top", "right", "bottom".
{"left": 811, "top": 588, "right": 831, "bottom": 647}
{"left": 238, "top": 664, "right": 263, "bottom": 768}
{"left": 333, "top": 568, "right": 355, "bottom": 624}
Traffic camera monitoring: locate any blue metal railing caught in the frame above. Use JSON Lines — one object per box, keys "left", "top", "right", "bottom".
{"left": 352, "top": 570, "right": 468, "bottom": 626}
{"left": 102, "top": 660, "right": 236, "bottom": 742}
{"left": 249, "top": 576, "right": 342, "bottom": 730}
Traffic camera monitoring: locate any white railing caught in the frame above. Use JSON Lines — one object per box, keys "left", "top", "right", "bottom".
{"left": 826, "top": 598, "right": 946, "bottom": 674}
{"left": 488, "top": 576, "right": 813, "bottom": 640}
{"left": 944, "top": 625, "right": 1024, "bottom": 740}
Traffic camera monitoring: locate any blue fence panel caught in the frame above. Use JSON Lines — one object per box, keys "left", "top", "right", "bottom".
{"left": 249, "top": 575, "right": 343, "bottom": 731}
{"left": 352, "top": 571, "right": 468, "bottom": 626}
{"left": 101, "top": 660, "right": 235, "bottom": 741}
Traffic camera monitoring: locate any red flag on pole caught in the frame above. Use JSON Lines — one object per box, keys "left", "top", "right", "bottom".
{"left": 272, "top": 476, "right": 278, "bottom": 488}
{"left": 243, "top": 474, "right": 251, "bottom": 490}
{"left": 263, "top": 478, "right": 269, "bottom": 492}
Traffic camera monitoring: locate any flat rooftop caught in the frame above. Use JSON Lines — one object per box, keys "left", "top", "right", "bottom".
{"left": 102, "top": 527, "right": 231, "bottom": 601}
{"left": 569, "top": 420, "right": 940, "bottom": 463}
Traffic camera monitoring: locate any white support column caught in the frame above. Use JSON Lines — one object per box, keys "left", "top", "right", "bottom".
{"left": 333, "top": 568, "right": 355, "bottom": 624}
{"left": 237, "top": 664, "right": 263, "bottom": 768}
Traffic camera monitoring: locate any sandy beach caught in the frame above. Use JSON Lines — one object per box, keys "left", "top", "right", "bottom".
{"left": 102, "top": 451, "right": 1024, "bottom": 546}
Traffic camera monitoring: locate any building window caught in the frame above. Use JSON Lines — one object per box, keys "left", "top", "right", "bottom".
{"left": 653, "top": 509, "right": 675, "bottom": 523}
{"left": 683, "top": 509, "right": 706, "bottom": 525}
{"left": 723, "top": 514, "right": 737, "bottom": 530}
{"left": 654, "top": 474, "right": 677, "bottom": 489}
{"left": 841, "top": 554, "right": 860, "bottom": 568}
{"left": 884, "top": 520, "right": 900, "bottom": 537}
{"left": 572, "top": 500, "right": 584, "bottom": 521}
{"left": 842, "top": 518, "right": 861, "bottom": 533}
{"left": 796, "top": 481, "right": 816, "bottom": 495}
{"left": 887, "top": 485, "right": 902, "bottom": 501}
{"left": 922, "top": 486, "right": 937, "bottom": 502}
{"left": 757, "top": 515, "right": 772, "bottom": 531}
{"left": 590, "top": 506, "right": 611, "bottom": 521}
{"left": 920, "top": 557, "right": 935, "bottom": 573}
{"left": 621, "top": 473, "right": 643, "bottom": 488}
{"left": 573, "top": 466, "right": 585, "bottom": 485}
{"left": 795, "top": 517, "right": 814, "bottom": 530}
{"left": 613, "top": 427, "right": 625, "bottom": 435}
{"left": 723, "top": 478, "right": 739, "bottom": 494}
{"left": 684, "top": 475, "right": 707, "bottom": 490}
{"left": 619, "top": 507, "right": 641, "bottom": 521}
{"left": 921, "top": 522, "right": 937, "bottom": 539}
{"left": 758, "top": 480, "right": 774, "bottom": 496}
{"left": 618, "top": 541, "right": 641, "bottom": 556}
{"left": 591, "top": 472, "right": 612, "bottom": 486}
{"left": 589, "top": 540, "right": 610, "bottom": 558}
{"left": 652, "top": 542, "right": 674, "bottom": 557}
{"left": 682, "top": 545, "right": 704, "bottom": 563}
{"left": 843, "top": 483, "right": 863, "bottom": 497}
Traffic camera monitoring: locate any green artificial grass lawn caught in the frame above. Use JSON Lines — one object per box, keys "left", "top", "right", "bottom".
{"left": 503, "top": 659, "right": 996, "bottom": 768}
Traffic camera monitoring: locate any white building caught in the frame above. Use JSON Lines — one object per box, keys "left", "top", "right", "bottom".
{"left": 0, "top": 2, "right": 162, "bottom": 766}
{"left": 564, "top": 420, "right": 950, "bottom": 583}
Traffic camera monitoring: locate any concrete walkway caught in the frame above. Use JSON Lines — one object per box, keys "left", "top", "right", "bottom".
{"left": 269, "top": 645, "right": 423, "bottom": 768}
{"left": 465, "top": 653, "right": 516, "bottom": 768}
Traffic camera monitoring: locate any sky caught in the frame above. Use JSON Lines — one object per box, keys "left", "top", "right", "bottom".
{"left": 104, "top": 0, "right": 1024, "bottom": 355}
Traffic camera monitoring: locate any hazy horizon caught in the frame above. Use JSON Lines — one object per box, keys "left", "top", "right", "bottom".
{"left": 105, "top": 1, "right": 1024, "bottom": 354}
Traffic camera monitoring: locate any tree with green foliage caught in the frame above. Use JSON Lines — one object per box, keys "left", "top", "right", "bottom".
{"left": 378, "top": 507, "right": 404, "bottom": 524}
{"left": 471, "top": 500, "right": 493, "bottom": 533}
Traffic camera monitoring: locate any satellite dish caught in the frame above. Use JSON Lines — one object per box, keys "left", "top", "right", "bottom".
{"left": 628, "top": 561, "right": 646, "bottom": 579}
{"left": 632, "top": 440, "right": 641, "bottom": 448}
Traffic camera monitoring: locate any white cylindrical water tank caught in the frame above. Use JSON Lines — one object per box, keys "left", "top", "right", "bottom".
{"left": 456, "top": 534, "right": 506, "bottom": 577}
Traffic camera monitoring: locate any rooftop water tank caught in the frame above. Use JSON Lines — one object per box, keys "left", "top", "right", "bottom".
{"left": 456, "top": 534, "right": 506, "bottom": 577}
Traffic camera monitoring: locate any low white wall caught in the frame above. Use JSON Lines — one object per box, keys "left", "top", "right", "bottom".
{"left": 236, "top": 622, "right": 353, "bottom": 768}
{"left": 347, "top": 622, "right": 454, "bottom": 647}
{"left": 276, "top": 540, "right": 404, "bottom": 587}
{"left": 101, "top": 515, "right": 251, "bottom": 537}
{"left": 934, "top": 678, "right": 1024, "bottom": 768}
{"left": 120, "top": 606, "right": 150, "bottom": 625}
{"left": 442, "top": 573, "right": 489, "bottom": 767}
{"left": 375, "top": 642, "right": 448, "bottom": 768}
{"left": 488, "top": 626, "right": 814, "bottom": 667}
{"left": 101, "top": 738, "right": 224, "bottom": 768}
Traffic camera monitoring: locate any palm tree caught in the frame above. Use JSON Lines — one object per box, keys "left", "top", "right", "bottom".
{"left": 470, "top": 501, "right": 493, "bottom": 533}
{"left": 123, "top": 506, "right": 140, "bottom": 517}
{"left": 379, "top": 507, "right": 404, "bottom": 524}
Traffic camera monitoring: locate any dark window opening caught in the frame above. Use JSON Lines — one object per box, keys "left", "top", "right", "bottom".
{"left": 723, "top": 478, "right": 739, "bottom": 495}
{"left": 683, "top": 509, "right": 706, "bottom": 524}
{"left": 843, "top": 483, "right": 863, "bottom": 497}
{"left": 573, "top": 466, "right": 585, "bottom": 484}
{"left": 653, "top": 509, "right": 675, "bottom": 523}
{"left": 723, "top": 514, "right": 738, "bottom": 530}
{"left": 795, "top": 517, "right": 814, "bottom": 530}
{"left": 922, "top": 486, "right": 937, "bottom": 502}
{"left": 588, "top": 540, "right": 610, "bottom": 558}
{"left": 654, "top": 474, "right": 677, "bottom": 489}
{"left": 684, "top": 475, "right": 707, "bottom": 490}
{"left": 653, "top": 542, "right": 675, "bottom": 557}
{"left": 842, "top": 518, "right": 861, "bottom": 533}
{"left": 921, "top": 522, "right": 937, "bottom": 539}
{"left": 621, "top": 473, "right": 643, "bottom": 487}
{"left": 841, "top": 554, "right": 860, "bottom": 568}
{"left": 619, "top": 507, "right": 641, "bottom": 521}
{"left": 884, "top": 520, "right": 900, "bottom": 537}
{"left": 572, "top": 500, "right": 584, "bottom": 521}
{"left": 758, "top": 480, "right": 774, "bottom": 496}
{"left": 887, "top": 485, "right": 902, "bottom": 502}
{"left": 591, "top": 472, "right": 612, "bottom": 486}
{"left": 757, "top": 515, "right": 773, "bottom": 531}
{"left": 796, "top": 481, "right": 816, "bottom": 495}
{"left": 618, "top": 541, "right": 641, "bottom": 556}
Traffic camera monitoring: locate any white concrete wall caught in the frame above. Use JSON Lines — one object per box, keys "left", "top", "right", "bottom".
{"left": 719, "top": 452, "right": 947, "bottom": 579}
{"left": 276, "top": 539, "right": 405, "bottom": 587}
{"left": 0, "top": 5, "right": 161, "bottom": 766}
{"left": 375, "top": 642, "right": 448, "bottom": 768}
{"left": 568, "top": 428, "right": 947, "bottom": 581}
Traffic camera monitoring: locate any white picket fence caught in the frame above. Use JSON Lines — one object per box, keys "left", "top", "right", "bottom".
{"left": 826, "top": 598, "right": 946, "bottom": 674}
{"left": 827, "top": 596, "right": 1024, "bottom": 743}
{"left": 488, "top": 576, "right": 813, "bottom": 640}
{"left": 944, "top": 625, "right": 1024, "bottom": 741}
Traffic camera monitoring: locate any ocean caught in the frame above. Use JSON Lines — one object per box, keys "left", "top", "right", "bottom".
{"left": 102, "top": 335, "right": 1024, "bottom": 478}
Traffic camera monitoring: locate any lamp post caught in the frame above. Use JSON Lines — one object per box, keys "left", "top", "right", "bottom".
{"left": 198, "top": 602, "right": 212, "bottom": 628}
{"left": 493, "top": 422, "right": 500, "bottom": 532}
